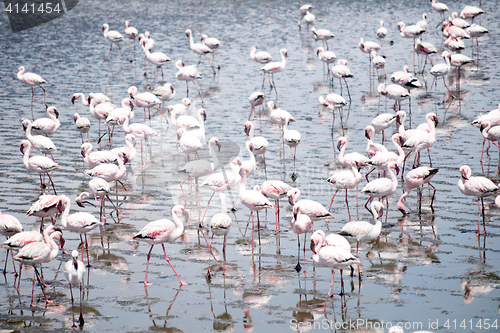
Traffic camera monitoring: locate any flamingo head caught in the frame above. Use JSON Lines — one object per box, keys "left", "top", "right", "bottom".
{"left": 429, "top": 113, "right": 439, "bottom": 127}
{"left": 390, "top": 162, "right": 400, "bottom": 175}
{"left": 395, "top": 111, "right": 404, "bottom": 125}
{"left": 185, "top": 29, "right": 191, "bottom": 38}
{"left": 21, "top": 119, "right": 30, "bottom": 132}
{"left": 316, "top": 47, "right": 324, "bottom": 56}
{"left": 18, "top": 66, "right": 25, "bottom": 73}
{"left": 210, "top": 137, "right": 221, "bottom": 151}
{"left": 19, "top": 140, "right": 29, "bottom": 154}
{"left": 287, "top": 188, "right": 300, "bottom": 206}
{"left": 87, "top": 93, "right": 94, "bottom": 105}
{"left": 75, "top": 192, "right": 93, "bottom": 208}
{"left": 364, "top": 126, "right": 374, "bottom": 139}
{"left": 48, "top": 106, "right": 59, "bottom": 118}
{"left": 102, "top": 24, "right": 108, "bottom": 32}
{"left": 71, "top": 94, "right": 77, "bottom": 104}
{"left": 460, "top": 165, "right": 470, "bottom": 180}
{"left": 377, "top": 84, "right": 387, "bottom": 95}
{"left": 182, "top": 97, "right": 191, "bottom": 107}
{"left": 200, "top": 108, "right": 207, "bottom": 121}
{"left": 176, "top": 128, "right": 186, "bottom": 140}
{"left": 244, "top": 121, "right": 252, "bottom": 136}
{"left": 336, "top": 137, "right": 346, "bottom": 151}
{"left": 480, "top": 122, "right": 489, "bottom": 132}
{"left": 397, "top": 22, "right": 405, "bottom": 32}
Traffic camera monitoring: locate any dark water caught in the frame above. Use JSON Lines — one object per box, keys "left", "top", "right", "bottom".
{"left": 0, "top": 0, "right": 499, "bottom": 332}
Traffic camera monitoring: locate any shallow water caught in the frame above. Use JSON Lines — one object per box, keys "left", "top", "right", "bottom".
{"left": 0, "top": 0, "right": 499, "bottom": 332}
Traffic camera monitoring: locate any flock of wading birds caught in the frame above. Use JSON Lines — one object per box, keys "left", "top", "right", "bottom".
{"left": 0, "top": 1, "right": 497, "bottom": 327}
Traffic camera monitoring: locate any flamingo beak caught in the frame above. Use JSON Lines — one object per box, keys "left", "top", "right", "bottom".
{"left": 310, "top": 240, "right": 316, "bottom": 253}
{"left": 203, "top": 112, "right": 207, "bottom": 121}
{"left": 364, "top": 129, "right": 370, "bottom": 139}
{"left": 53, "top": 109, "right": 59, "bottom": 118}
{"left": 71, "top": 96, "right": 76, "bottom": 104}
{"left": 87, "top": 96, "right": 92, "bottom": 105}
{"left": 378, "top": 208, "right": 384, "bottom": 219}
{"left": 337, "top": 141, "right": 342, "bottom": 151}
{"left": 244, "top": 126, "right": 250, "bottom": 136}
{"left": 22, "top": 123, "right": 27, "bottom": 132}
{"left": 81, "top": 149, "right": 86, "bottom": 158}
{"left": 216, "top": 141, "right": 221, "bottom": 151}
{"left": 170, "top": 86, "right": 175, "bottom": 93}
{"left": 20, "top": 144, "right": 25, "bottom": 154}
{"left": 480, "top": 124, "right": 486, "bottom": 132}
{"left": 433, "top": 116, "right": 439, "bottom": 127}
{"left": 395, "top": 165, "right": 400, "bottom": 175}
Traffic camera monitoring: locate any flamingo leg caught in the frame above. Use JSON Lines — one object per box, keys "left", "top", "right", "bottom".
{"left": 84, "top": 234, "right": 91, "bottom": 267}
{"left": 69, "top": 283, "right": 77, "bottom": 328}
{"left": 207, "top": 234, "right": 214, "bottom": 279}
{"left": 345, "top": 189, "right": 352, "bottom": 221}
{"left": 144, "top": 245, "right": 154, "bottom": 286}
{"left": 328, "top": 189, "right": 339, "bottom": 211}
{"left": 294, "top": 234, "right": 301, "bottom": 272}
{"left": 161, "top": 244, "right": 187, "bottom": 285}
{"left": 78, "top": 281, "right": 84, "bottom": 327}
{"left": 200, "top": 192, "right": 216, "bottom": 227}
{"left": 34, "top": 267, "right": 53, "bottom": 304}
{"left": 257, "top": 211, "right": 261, "bottom": 248}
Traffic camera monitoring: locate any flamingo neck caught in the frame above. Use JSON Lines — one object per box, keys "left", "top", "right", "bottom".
{"left": 248, "top": 124, "right": 254, "bottom": 140}
{"left": 22, "top": 142, "right": 33, "bottom": 168}
{"left": 246, "top": 144, "right": 255, "bottom": 164}
{"left": 392, "top": 137, "right": 405, "bottom": 163}
{"left": 171, "top": 210, "right": 185, "bottom": 238}
{"left": 121, "top": 117, "right": 131, "bottom": 133}
{"left": 387, "top": 166, "right": 398, "bottom": 191}
{"left": 219, "top": 193, "right": 227, "bottom": 214}
{"left": 209, "top": 141, "right": 219, "bottom": 171}
{"left": 338, "top": 142, "right": 347, "bottom": 164}
{"left": 61, "top": 197, "right": 71, "bottom": 229}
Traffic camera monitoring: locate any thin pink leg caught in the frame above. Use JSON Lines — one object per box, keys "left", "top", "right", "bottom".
{"left": 162, "top": 244, "right": 187, "bottom": 285}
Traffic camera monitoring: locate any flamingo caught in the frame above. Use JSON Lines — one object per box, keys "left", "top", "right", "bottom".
{"left": 71, "top": 92, "right": 110, "bottom": 107}
{"left": 64, "top": 250, "right": 85, "bottom": 328}
{"left": 207, "top": 192, "right": 232, "bottom": 278}
{"left": 0, "top": 211, "right": 23, "bottom": 274}
{"left": 31, "top": 106, "right": 60, "bottom": 136}
{"left": 240, "top": 141, "right": 257, "bottom": 177}
{"left": 200, "top": 159, "right": 240, "bottom": 225}
{"left": 326, "top": 164, "right": 361, "bottom": 220}
{"left": 84, "top": 155, "right": 127, "bottom": 192}
{"left": 21, "top": 119, "right": 57, "bottom": 157}
{"left": 106, "top": 98, "right": 135, "bottom": 146}
{"left": 73, "top": 113, "right": 91, "bottom": 143}
{"left": 298, "top": 4, "right": 313, "bottom": 29}
{"left": 139, "top": 32, "right": 154, "bottom": 75}
{"left": 417, "top": 13, "right": 428, "bottom": 31}
{"left": 127, "top": 86, "right": 162, "bottom": 122}
{"left": 80, "top": 142, "right": 120, "bottom": 169}
{"left": 118, "top": 115, "right": 157, "bottom": 168}
{"left": 337, "top": 136, "right": 369, "bottom": 169}
{"left": 316, "top": 47, "right": 336, "bottom": 73}
{"left": 337, "top": 201, "right": 385, "bottom": 255}
{"left": 318, "top": 93, "right": 347, "bottom": 132}
{"left": 61, "top": 195, "right": 103, "bottom": 267}
{"left": 175, "top": 60, "right": 204, "bottom": 105}
{"left": 311, "top": 28, "right": 335, "bottom": 50}
{"left": 248, "top": 91, "right": 265, "bottom": 121}
{"left": 283, "top": 114, "right": 301, "bottom": 179}
{"left": 260, "top": 49, "right": 288, "bottom": 101}
{"left": 450, "top": 12, "right": 470, "bottom": 29}
{"left": 466, "top": 24, "right": 490, "bottom": 57}
{"left": 110, "top": 133, "right": 137, "bottom": 165}
{"left": 330, "top": 59, "right": 354, "bottom": 101}
{"left": 167, "top": 97, "right": 192, "bottom": 122}
{"left": 371, "top": 51, "right": 386, "bottom": 77}
{"left": 260, "top": 180, "right": 292, "bottom": 232}
{"left": 17, "top": 66, "right": 47, "bottom": 119}
{"left": 479, "top": 122, "right": 500, "bottom": 163}
{"left": 365, "top": 134, "right": 405, "bottom": 181}
{"left": 153, "top": 83, "right": 176, "bottom": 109}
{"left": 398, "top": 21, "right": 426, "bottom": 71}
{"left": 102, "top": 23, "right": 124, "bottom": 60}
{"left": 376, "top": 20, "right": 387, "bottom": 49}
{"left": 364, "top": 125, "right": 388, "bottom": 157}
{"left": 460, "top": 5, "right": 486, "bottom": 22}
{"left": 81, "top": 177, "right": 122, "bottom": 221}
{"left": 178, "top": 137, "right": 221, "bottom": 205}
{"left": 430, "top": 0, "right": 449, "bottom": 22}
{"left": 458, "top": 165, "right": 499, "bottom": 235}
{"left": 287, "top": 187, "right": 334, "bottom": 221}
{"left": 444, "top": 34, "right": 465, "bottom": 53}
{"left": 88, "top": 97, "right": 114, "bottom": 140}
{"left": 133, "top": 205, "right": 189, "bottom": 286}
{"left": 268, "top": 101, "right": 296, "bottom": 152}
{"left": 451, "top": 53, "right": 475, "bottom": 89}
{"left": 244, "top": 121, "right": 269, "bottom": 163}
{"left": 415, "top": 39, "right": 438, "bottom": 70}
{"left": 371, "top": 113, "right": 397, "bottom": 142}
{"left": 250, "top": 47, "right": 273, "bottom": 64}
{"left": 175, "top": 107, "right": 207, "bottom": 134}
{"left": 390, "top": 65, "right": 423, "bottom": 91}
{"left": 311, "top": 240, "right": 360, "bottom": 311}
{"left": 442, "top": 21, "right": 470, "bottom": 39}
{"left": 359, "top": 38, "right": 381, "bottom": 76}
{"left": 401, "top": 112, "right": 438, "bottom": 168}
{"left": 304, "top": 10, "right": 315, "bottom": 27}
{"left": 397, "top": 167, "right": 439, "bottom": 215}
{"left": 177, "top": 128, "right": 203, "bottom": 161}
{"left": 185, "top": 29, "right": 215, "bottom": 73}
{"left": 20, "top": 140, "right": 59, "bottom": 195}
{"left": 13, "top": 226, "right": 63, "bottom": 306}
{"left": 26, "top": 194, "right": 64, "bottom": 233}
{"left": 201, "top": 34, "right": 221, "bottom": 70}
{"left": 361, "top": 161, "right": 399, "bottom": 211}
{"left": 143, "top": 39, "right": 171, "bottom": 89}
{"left": 292, "top": 212, "right": 313, "bottom": 272}
{"left": 124, "top": 20, "right": 138, "bottom": 62}
{"left": 378, "top": 83, "right": 411, "bottom": 111}
{"left": 239, "top": 166, "right": 274, "bottom": 248}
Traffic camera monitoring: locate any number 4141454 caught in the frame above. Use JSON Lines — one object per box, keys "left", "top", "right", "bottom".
{"left": 443, "top": 319, "right": 498, "bottom": 330}
{"left": 5, "top": 2, "right": 62, "bottom": 14}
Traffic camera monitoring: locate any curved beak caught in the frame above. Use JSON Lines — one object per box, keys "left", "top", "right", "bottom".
{"left": 378, "top": 208, "right": 384, "bottom": 219}
{"left": 203, "top": 111, "right": 207, "bottom": 121}
{"left": 71, "top": 96, "right": 76, "bottom": 104}
{"left": 53, "top": 109, "right": 59, "bottom": 118}
{"left": 216, "top": 141, "right": 222, "bottom": 151}
{"left": 244, "top": 126, "right": 250, "bottom": 136}
{"left": 337, "top": 140, "right": 342, "bottom": 151}
{"left": 310, "top": 240, "right": 316, "bottom": 253}
{"left": 20, "top": 144, "right": 25, "bottom": 154}
{"left": 364, "top": 129, "right": 370, "bottom": 139}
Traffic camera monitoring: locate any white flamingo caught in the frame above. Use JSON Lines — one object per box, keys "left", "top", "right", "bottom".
{"left": 102, "top": 23, "right": 124, "bottom": 60}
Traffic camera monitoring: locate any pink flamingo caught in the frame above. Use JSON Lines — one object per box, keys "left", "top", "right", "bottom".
{"left": 79, "top": 177, "right": 122, "bottom": 221}
{"left": 239, "top": 166, "right": 274, "bottom": 248}
{"left": 376, "top": 21, "right": 387, "bottom": 48}
{"left": 431, "top": 0, "right": 449, "bottom": 21}
{"left": 311, "top": 240, "right": 359, "bottom": 310}
{"left": 371, "top": 51, "right": 386, "bottom": 77}
{"left": 102, "top": 23, "right": 124, "bottom": 60}
{"left": 441, "top": 21, "right": 470, "bottom": 39}
{"left": 64, "top": 250, "right": 85, "bottom": 328}
{"left": 81, "top": 142, "right": 120, "bottom": 169}
{"left": 359, "top": 38, "right": 381, "bottom": 76}
{"left": 133, "top": 205, "right": 189, "bottom": 286}
{"left": 245, "top": 120, "right": 269, "bottom": 167}
{"left": 26, "top": 194, "right": 64, "bottom": 232}
{"left": 175, "top": 60, "right": 204, "bottom": 105}
{"left": 124, "top": 20, "right": 138, "bottom": 62}
{"left": 13, "top": 226, "right": 63, "bottom": 306}
{"left": 377, "top": 83, "right": 411, "bottom": 111}
{"left": 458, "top": 165, "right": 499, "bottom": 235}
{"left": 460, "top": 5, "right": 486, "bottom": 22}
{"left": 84, "top": 155, "right": 127, "bottom": 193}
{"left": 451, "top": 12, "right": 470, "bottom": 29}
{"left": 240, "top": 141, "right": 256, "bottom": 179}
{"left": 106, "top": 98, "right": 135, "bottom": 146}
{"left": 127, "top": 86, "right": 162, "bottom": 122}
{"left": 71, "top": 92, "right": 111, "bottom": 107}
{"left": 167, "top": 98, "right": 193, "bottom": 125}
{"left": 390, "top": 65, "right": 423, "bottom": 91}
{"left": 201, "top": 34, "right": 221, "bottom": 70}
{"left": 177, "top": 128, "right": 203, "bottom": 161}
{"left": 248, "top": 91, "right": 265, "bottom": 121}
{"left": 20, "top": 140, "right": 59, "bottom": 195}
{"left": 401, "top": 112, "right": 438, "bottom": 169}
{"left": 415, "top": 39, "right": 438, "bottom": 70}
{"left": 298, "top": 4, "right": 314, "bottom": 29}
{"left": 398, "top": 21, "right": 426, "bottom": 71}
{"left": 260, "top": 180, "right": 292, "bottom": 232}
{"left": 466, "top": 24, "right": 490, "bottom": 57}
{"left": 31, "top": 106, "right": 60, "bottom": 136}
{"left": 479, "top": 122, "right": 500, "bottom": 163}
{"left": 337, "top": 201, "right": 384, "bottom": 255}
{"left": 110, "top": 134, "right": 137, "bottom": 165}
{"left": 336, "top": 136, "right": 369, "bottom": 170}
{"left": 175, "top": 107, "right": 207, "bottom": 134}
{"left": 73, "top": 113, "right": 91, "bottom": 143}
{"left": 118, "top": 115, "right": 157, "bottom": 168}
{"left": 287, "top": 188, "right": 334, "bottom": 222}
{"left": 330, "top": 59, "right": 354, "bottom": 101}
{"left": 316, "top": 47, "right": 337, "bottom": 73}
{"left": 261, "top": 49, "right": 288, "bottom": 101}
{"left": 268, "top": 101, "right": 296, "bottom": 153}
{"left": 292, "top": 212, "right": 313, "bottom": 272}
{"left": 444, "top": 34, "right": 465, "bottom": 53}
{"left": 250, "top": 47, "right": 273, "bottom": 64}
{"left": 185, "top": 29, "right": 216, "bottom": 73}
{"left": 311, "top": 28, "right": 335, "bottom": 50}
{"left": 326, "top": 164, "right": 361, "bottom": 220}
{"left": 283, "top": 114, "right": 301, "bottom": 180}
{"left": 0, "top": 211, "right": 23, "bottom": 274}
{"left": 22, "top": 119, "right": 57, "bottom": 157}
{"left": 17, "top": 66, "right": 47, "bottom": 119}
{"left": 361, "top": 162, "right": 399, "bottom": 211}
{"left": 207, "top": 192, "right": 232, "bottom": 278}
{"left": 178, "top": 137, "right": 221, "bottom": 206}
{"left": 318, "top": 93, "right": 347, "bottom": 132}
{"left": 417, "top": 13, "right": 428, "bottom": 32}
{"left": 365, "top": 134, "right": 405, "bottom": 181}
{"left": 142, "top": 39, "right": 171, "bottom": 89}
{"left": 371, "top": 113, "right": 397, "bottom": 142}
{"left": 364, "top": 125, "right": 388, "bottom": 157}
{"left": 61, "top": 195, "right": 103, "bottom": 267}
{"left": 397, "top": 166, "right": 439, "bottom": 215}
